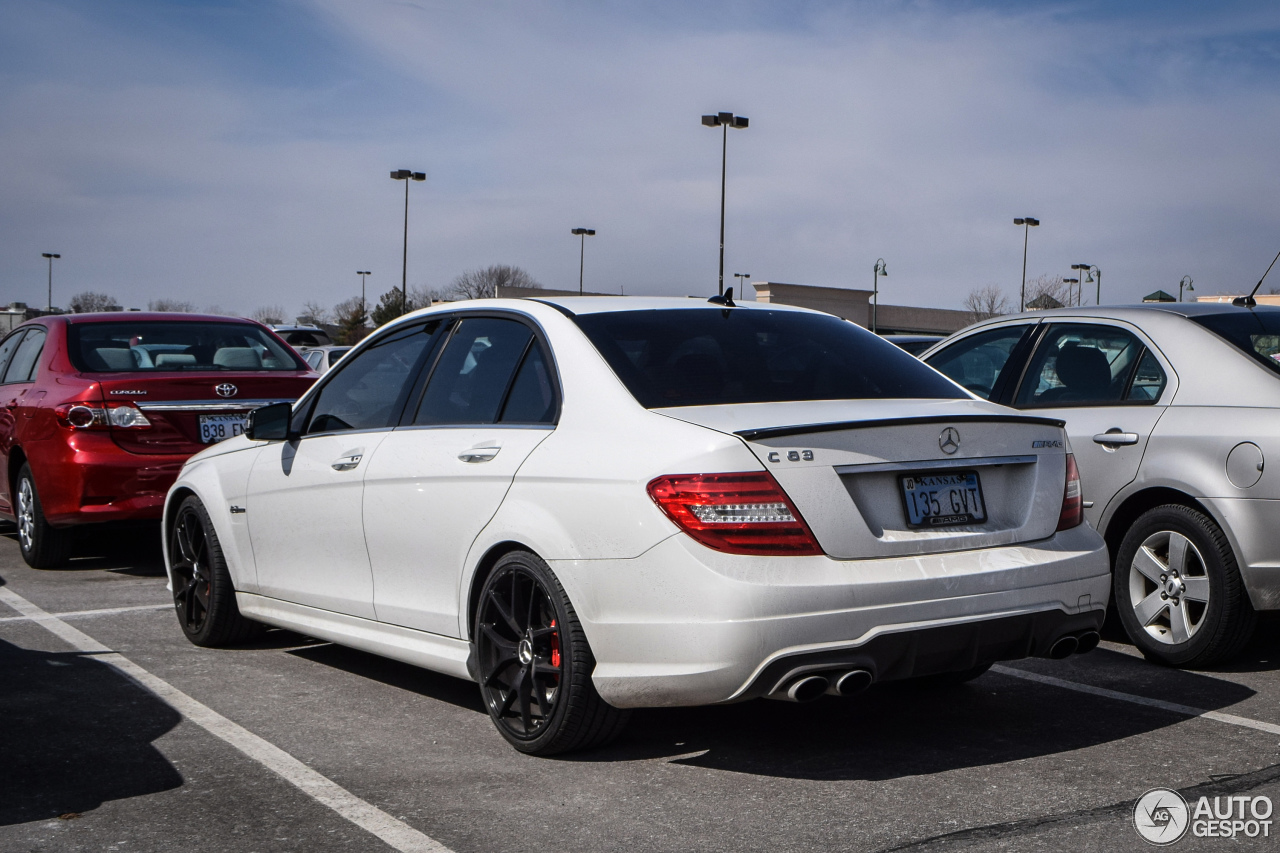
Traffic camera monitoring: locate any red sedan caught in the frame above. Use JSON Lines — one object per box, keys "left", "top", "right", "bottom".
{"left": 0, "top": 313, "right": 317, "bottom": 567}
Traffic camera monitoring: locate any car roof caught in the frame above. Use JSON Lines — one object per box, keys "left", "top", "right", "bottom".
{"left": 59, "top": 312, "right": 263, "bottom": 325}
{"left": 520, "top": 295, "right": 818, "bottom": 316}
{"left": 993, "top": 302, "right": 1280, "bottom": 322}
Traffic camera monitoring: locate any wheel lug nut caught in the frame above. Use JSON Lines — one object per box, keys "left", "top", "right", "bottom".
{"left": 1161, "top": 593, "right": 1168, "bottom": 600}
{"left": 1160, "top": 575, "right": 1167, "bottom": 582}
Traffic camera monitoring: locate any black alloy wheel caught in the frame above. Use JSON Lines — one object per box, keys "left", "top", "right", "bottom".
{"left": 169, "top": 495, "right": 261, "bottom": 647}
{"left": 475, "top": 551, "right": 629, "bottom": 755}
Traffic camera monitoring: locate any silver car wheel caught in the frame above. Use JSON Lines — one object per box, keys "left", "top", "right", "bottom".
{"left": 1127, "top": 530, "right": 1211, "bottom": 645}
{"left": 17, "top": 477, "right": 35, "bottom": 553}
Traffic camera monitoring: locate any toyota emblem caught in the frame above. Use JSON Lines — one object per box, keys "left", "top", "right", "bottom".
{"left": 215, "top": 383, "right": 238, "bottom": 398}
{"left": 939, "top": 427, "right": 960, "bottom": 455}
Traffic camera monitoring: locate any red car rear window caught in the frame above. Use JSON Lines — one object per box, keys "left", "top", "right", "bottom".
{"left": 67, "top": 321, "right": 306, "bottom": 372}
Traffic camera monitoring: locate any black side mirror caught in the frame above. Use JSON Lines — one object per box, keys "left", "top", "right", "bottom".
{"left": 245, "top": 402, "right": 294, "bottom": 441}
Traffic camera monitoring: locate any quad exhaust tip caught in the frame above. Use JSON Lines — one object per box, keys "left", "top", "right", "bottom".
{"left": 785, "top": 675, "right": 830, "bottom": 703}
{"left": 1048, "top": 635, "right": 1079, "bottom": 659}
{"left": 828, "top": 669, "right": 874, "bottom": 697}
{"left": 1075, "top": 630, "right": 1101, "bottom": 654}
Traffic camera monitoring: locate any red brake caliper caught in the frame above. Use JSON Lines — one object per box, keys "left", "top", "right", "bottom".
{"left": 549, "top": 619, "right": 561, "bottom": 669}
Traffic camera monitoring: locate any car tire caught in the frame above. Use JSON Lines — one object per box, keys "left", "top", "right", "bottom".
{"left": 1113, "top": 504, "right": 1256, "bottom": 667}
{"left": 15, "top": 463, "right": 71, "bottom": 569}
{"left": 169, "top": 495, "right": 263, "bottom": 647}
{"left": 474, "top": 550, "right": 630, "bottom": 756}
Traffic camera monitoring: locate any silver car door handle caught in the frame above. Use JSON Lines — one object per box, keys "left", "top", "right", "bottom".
{"left": 1093, "top": 431, "right": 1139, "bottom": 446}
{"left": 331, "top": 454, "right": 363, "bottom": 471}
{"left": 458, "top": 446, "right": 501, "bottom": 463}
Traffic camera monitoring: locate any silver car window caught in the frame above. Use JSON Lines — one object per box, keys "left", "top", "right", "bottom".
{"left": 1015, "top": 324, "right": 1146, "bottom": 407}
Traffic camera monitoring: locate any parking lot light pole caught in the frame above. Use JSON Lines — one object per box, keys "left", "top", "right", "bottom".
{"left": 41, "top": 253, "right": 60, "bottom": 313}
{"left": 357, "top": 270, "right": 371, "bottom": 317}
{"left": 1180, "top": 275, "right": 1194, "bottom": 302}
{"left": 570, "top": 228, "right": 595, "bottom": 294}
{"left": 1088, "top": 265, "right": 1102, "bottom": 305}
{"left": 733, "top": 272, "right": 751, "bottom": 301}
{"left": 1013, "top": 218, "right": 1040, "bottom": 311}
{"left": 390, "top": 169, "right": 426, "bottom": 316}
{"left": 872, "top": 258, "right": 888, "bottom": 333}
{"left": 1063, "top": 277, "right": 1079, "bottom": 306}
{"left": 1071, "top": 263, "right": 1095, "bottom": 306}
{"left": 701, "top": 111, "right": 749, "bottom": 296}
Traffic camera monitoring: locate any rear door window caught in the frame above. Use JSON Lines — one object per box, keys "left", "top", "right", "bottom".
{"left": 3, "top": 327, "right": 46, "bottom": 383}
{"left": 1014, "top": 324, "right": 1151, "bottom": 407}
{"left": 413, "top": 318, "right": 535, "bottom": 425}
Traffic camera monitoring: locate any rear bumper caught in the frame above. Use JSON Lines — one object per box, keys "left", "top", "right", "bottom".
{"left": 1202, "top": 497, "right": 1280, "bottom": 610}
{"left": 552, "top": 523, "right": 1110, "bottom": 708}
{"left": 23, "top": 434, "right": 187, "bottom": 526}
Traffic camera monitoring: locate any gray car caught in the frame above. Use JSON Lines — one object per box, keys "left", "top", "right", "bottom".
{"left": 923, "top": 303, "right": 1280, "bottom": 666}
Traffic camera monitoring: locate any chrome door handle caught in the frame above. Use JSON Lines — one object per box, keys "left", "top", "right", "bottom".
{"left": 1093, "top": 430, "right": 1139, "bottom": 446}
{"left": 331, "top": 454, "right": 363, "bottom": 471}
{"left": 458, "top": 446, "right": 501, "bottom": 463}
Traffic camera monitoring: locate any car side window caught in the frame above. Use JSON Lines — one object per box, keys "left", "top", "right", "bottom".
{"left": 414, "top": 317, "right": 535, "bottom": 425}
{"left": 304, "top": 322, "right": 442, "bottom": 435}
{"left": 1126, "top": 349, "right": 1167, "bottom": 402}
{"left": 925, "top": 325, "right": 1030, "bottom": 400}
{"left": 1015, "top": 324, "right": 1146, "bottom": 408}
{"left": 498, "top": 343, "right": 557, "bottom": 424}
{"left": 0, "top": 330, "right": 28, "bottom": 382}
{"left": 3, "top": 327, "right": 45, "bottom": 383}
{"left": 305, "top": 351, "right": 323, "bottom": 371}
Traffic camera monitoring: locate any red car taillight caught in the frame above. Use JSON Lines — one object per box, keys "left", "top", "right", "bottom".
{"left": 1057, "top": 453, "right": 1083, "bottom": 531}
{"left": 54, "top": 402, "right": 152, "bottom": 430}
{"left": 646, "top": 471, "right": 823, "bottom": 556}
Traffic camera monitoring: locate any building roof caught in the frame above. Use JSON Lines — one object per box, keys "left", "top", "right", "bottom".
{"left": 1142, "top": 289, "right": 1178, "bottom": 303}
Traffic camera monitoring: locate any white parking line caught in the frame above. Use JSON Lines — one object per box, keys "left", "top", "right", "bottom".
{"left": 993, "top": 664, "right": 1280, "bottom": 737}
{"left": 0, "top": 603, "right": 171, "bottom": 623}
{"left": 0, "top": 587, "right": 453, "bottom": 853}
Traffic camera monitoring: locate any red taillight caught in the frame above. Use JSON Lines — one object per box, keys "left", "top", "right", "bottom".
{"left": 647, "top": 471, "right": 823, "bottom": 556}
{"left": 1057, "top": 453, "right": 1083, "bottom": 531}
{"left": 54, "top": 402, "right": 151, "bottom": 430}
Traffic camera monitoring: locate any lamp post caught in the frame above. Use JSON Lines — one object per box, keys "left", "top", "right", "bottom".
{"left": 1063, "top": 277, "right": 1079, "bottom": 307}
{"left": 570, "top": 228, "right": 595, "bottom": 294}
{"left": 390, "top": 169, "right": 426, "bottom": 315}
{"left": 1013, "top": 218, "right": 1040, "bottom": 311}
{"left": 357, "top": 270, "right": 371, "bottom": 318}
{"left": 1070, "top": 263, "right": 1095, "bottom": 306}
{"left": 1180, "top": 275, "right": 1194, "bottom": 302}
{"left": 701, "top": 111, "right": 749, "bottom": 296}
{"left": 41, "top": 253, "right": 60, "bottom": 313}
{"left": 872, "top": 258, "right": 888, "bottom": 333}
{"left": 733, "top": 272, "right": 751, "bottom": 301}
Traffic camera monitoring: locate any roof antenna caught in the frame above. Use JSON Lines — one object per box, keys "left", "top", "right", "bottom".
{"left": 708, "top": 287, "right": 735, "bottom": 307}
{"left": 1234, "top": 247, "right": 1280, "bottom": 307}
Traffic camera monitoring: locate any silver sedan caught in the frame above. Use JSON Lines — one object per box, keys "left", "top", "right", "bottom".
{"left": 923, "top": 303, "right": 1280, "bottom": 667}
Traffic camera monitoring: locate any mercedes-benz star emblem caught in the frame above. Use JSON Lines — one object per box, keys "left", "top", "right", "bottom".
{"left": 215, "top": 383, "right": 238, "bottom": 398}
{"left": 939, "top": 427, "right": 960, "bottom": 455}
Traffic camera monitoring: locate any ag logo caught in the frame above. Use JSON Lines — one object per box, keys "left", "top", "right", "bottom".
{"left": 1134, "top": 788, "right": 1189, "bottom": 845}
{"left": 215, "top": 383, "right": 238, "bottom": 398}
{"left": 939, "top": 427, "right": 960, "bottom": 455}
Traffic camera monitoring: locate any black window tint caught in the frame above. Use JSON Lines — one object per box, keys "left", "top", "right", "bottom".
{"left": 306, "top": 323, "right": 440, "bottom": 434}
{"left": 0, "top": 331, "right": 27, "bottom": 382}
{"left": 573, "top": 309, "right": 962, "bottom": 408}
{"left": 1126, "top": 350, "right": 1167, "bottom": 402}
{"left": 4, "top": 328, "right": 46, "bottom": 383}
{"left": 1189, "top": 310, "right": 1280, "bottom": 377}
{"left": 1016, "top": 324, "right": 1144, "bottom": 407}
{"left": 67, "top": 321, "right": 303, "bottom": 372}
{"left": 498, "top": 344, "right": 556, "bottom": 424}
{"left": 415, "top": 318, "right": 534, "bottom": 425}
{"left": 926, "top": 325, "right": 1029, "bottom": 400}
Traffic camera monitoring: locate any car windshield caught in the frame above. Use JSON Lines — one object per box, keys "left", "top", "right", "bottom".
{"left": 68, "top": 321, "right": 305, "bottom": 372}
{"left": 1188, "top": 311, "right": 1280, "bottom": 377}
{"left": 572, "top": 308, "right": 963, "bottom": 408}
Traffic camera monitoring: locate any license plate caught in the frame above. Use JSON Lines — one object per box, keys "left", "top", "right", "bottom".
{"left": 900, "top": 471, "right": 986, "bottom": 528}
{"left": 199, "top": 414, "right": 247, "bottom": 443}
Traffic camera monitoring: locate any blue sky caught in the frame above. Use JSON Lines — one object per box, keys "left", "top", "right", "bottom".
{"left": 4, "top": 0, "right": 1280, "bottom": 317}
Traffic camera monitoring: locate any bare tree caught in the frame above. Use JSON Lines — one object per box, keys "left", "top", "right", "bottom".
{"left": 448, "top": 265, "right": 541, "bottom": 300}
{"left": 1024, "top": 274, "right": 1070, "bottom": 310}
{"left": 298, "top": 300, "right": 331, "bottom": 326}
{"left": 148, "top": 298, "right": 197, "bottom": 313}
{"left": 962, "top": 285, "right": 1011, "bottom": 324}
{"left": 250, "top": 305, "right": 286, "bottom": 325}
{"left": 68, "top": 291, "right": 119, "bottom": 313}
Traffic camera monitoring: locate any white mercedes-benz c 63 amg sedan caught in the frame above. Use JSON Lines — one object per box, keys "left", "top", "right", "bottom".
{"left": 163, "top": 296, "right": 1110, "bottom": 754}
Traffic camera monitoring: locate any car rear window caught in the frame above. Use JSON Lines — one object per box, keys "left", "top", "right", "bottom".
{"left": 572, "top": 308, "right": 963, "bottom": 408}
{"left": 1188, "top": 311, "right": 1280, "bottom": 377}
{"left": 67, "top": 321, "right": 305, "bottom": 372}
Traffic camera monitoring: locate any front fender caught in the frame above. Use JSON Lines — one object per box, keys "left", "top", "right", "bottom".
{"left": 163, "top": 446, "right": 262, "bottom": 594}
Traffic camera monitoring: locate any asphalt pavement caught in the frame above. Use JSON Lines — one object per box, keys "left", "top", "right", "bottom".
{"left": 2, "top": 524, "right": 1279, "bottom": 852}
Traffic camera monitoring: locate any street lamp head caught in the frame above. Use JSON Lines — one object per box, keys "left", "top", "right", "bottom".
{"left": 1014, "top": 217, "right": 1040, "bottom": 227}
{"left": 411, "top": 172, "right": 425, "bottom": 181}
{"left": 1064, "top": 278, "right": 1079, "bottom": 285}
{"left": 571, "top": 228, "right": 596, "bottom": 236}
{"left": 701, "top": 114, "right": 721, "bottom": 127}
{"left": 42, "top": 253, "right": 60, "bottom": 259}
{"left": 391, "top": 169, "right": 412, "bottom": 180}
{"left": 732, "top": 116, "right": 749, "bottom": 129}
{"left": 874, "top": 258, "right": 887, "bottom": 275}
{"left": 357, "top": 270, "right": 371, "bottom": 275}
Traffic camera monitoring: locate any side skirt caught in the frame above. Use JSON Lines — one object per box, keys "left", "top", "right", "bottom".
{"left": 236, "top": 592, "right": 474, "bottom": 682}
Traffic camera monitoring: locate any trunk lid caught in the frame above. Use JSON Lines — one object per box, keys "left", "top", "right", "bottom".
{"left": 94, "top": 373, "right": 314, "bottom": 455}
{"left": 655, "top": 399, "right": 1069, "bottom": 559}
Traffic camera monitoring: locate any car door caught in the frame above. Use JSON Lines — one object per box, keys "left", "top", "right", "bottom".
{"left": 0, "top": 328, "right": 33, "bottom": 513}
{"left": 1010, "top": 322, "right": 1171, "bottom": 527}
{"left": 363, "top": 315, "right": 559, "bottom": 636}
{"left": 246, "top": 321, "right": 445, "bottom": 618}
